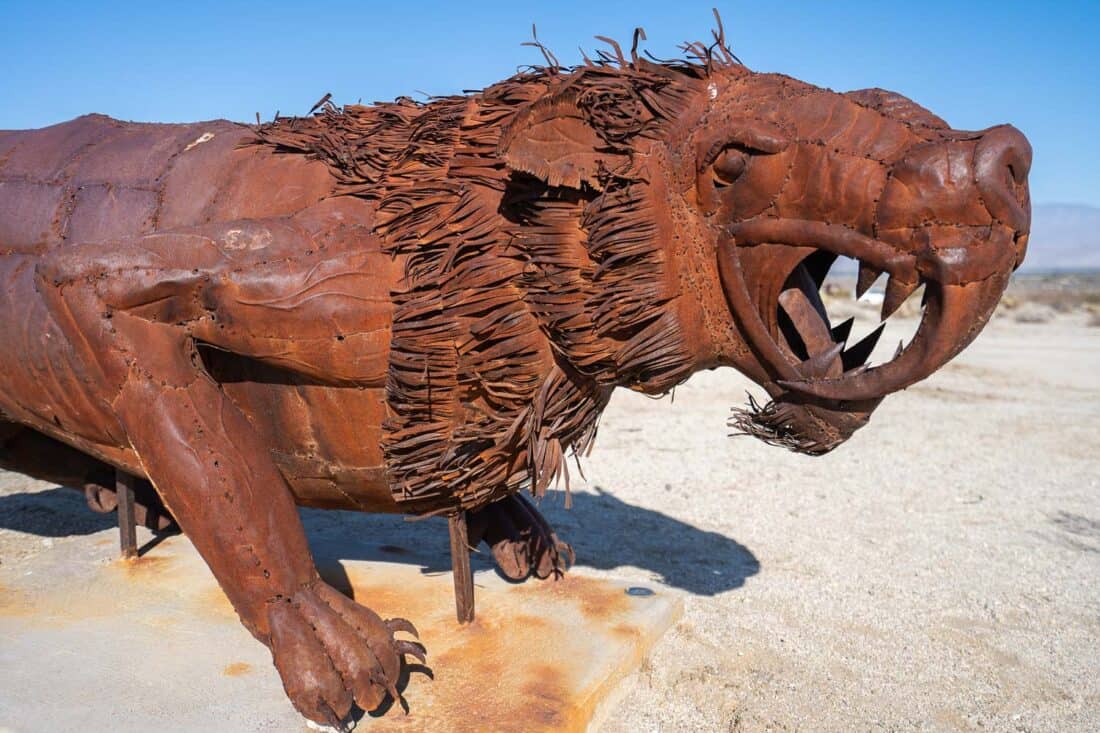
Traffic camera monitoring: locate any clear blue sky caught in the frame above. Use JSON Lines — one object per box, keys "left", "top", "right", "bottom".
{"left": 2, "top": 1, "right": 1097, "bottom": 207}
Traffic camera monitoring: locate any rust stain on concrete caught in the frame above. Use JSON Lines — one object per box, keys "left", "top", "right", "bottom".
{"left": 339, "top": 565, "right": 450, "bottom": 623}
{"left": 611, "top": 622, "right": 641, "bottom": 639}
{"left": 0, "top": 582, "right": 35, "bottom": 617}
{"left": 324, "top": 565, "right": 680, "bottom": 733}
{"left": 223, "top": 662, "right": 252, "bottom": 677}
{"left": 115, "top": 554, "right": 173, "bottom": 577}
{"left": 515, "top": 574, "right": 632, "bottom": 621}
{"left": 2, "top": 537, "right": 680, "bottom": 731}
{"left": 196, "top": 584, "right": 238, "bottom": 620}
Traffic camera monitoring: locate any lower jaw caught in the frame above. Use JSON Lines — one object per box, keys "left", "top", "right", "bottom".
{"left": 730, "top": 392, "right": 883, "bottom": 456}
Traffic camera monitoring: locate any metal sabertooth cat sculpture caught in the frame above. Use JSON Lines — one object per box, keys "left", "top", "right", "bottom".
{"left": 0, "top": 23, "right": 1029, "bottom": 728}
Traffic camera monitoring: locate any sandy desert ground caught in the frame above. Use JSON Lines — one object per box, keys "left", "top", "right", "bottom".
{"left": 1, "top": 287, "right": 1097, "bottom": 732}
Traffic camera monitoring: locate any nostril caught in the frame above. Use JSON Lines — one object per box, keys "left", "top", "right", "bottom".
{"left": 974, "top": 125, "right": 1032, "bottom": 233}
{"left": 976, "top": 125, "right": 1031, "bottom": 185}
{"left": 1007, "top": 160, "right": 1027, "bottom": 186}
{"left": 1013, "top": 232, "right": 1029, "bottom": 271}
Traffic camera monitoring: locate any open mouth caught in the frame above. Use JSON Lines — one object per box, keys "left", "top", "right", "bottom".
{"left": 717, "top": 217, "right": 1013, "bottom": 404}
{"left": 772, "top": 249, "right": 925, "bottom": 382}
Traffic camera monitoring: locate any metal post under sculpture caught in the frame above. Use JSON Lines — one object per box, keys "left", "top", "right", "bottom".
{"left": 0, "top": 18, "right": 1029, "bottom": 729}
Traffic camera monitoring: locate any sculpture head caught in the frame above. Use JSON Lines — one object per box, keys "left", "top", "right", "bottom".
{"left": 498, "top": 35, "right": 1030, "bottom": 455}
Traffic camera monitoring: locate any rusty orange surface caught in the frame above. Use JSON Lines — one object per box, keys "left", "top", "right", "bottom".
{"left": 0, "top": 533, "right": 680, "bottom": 732}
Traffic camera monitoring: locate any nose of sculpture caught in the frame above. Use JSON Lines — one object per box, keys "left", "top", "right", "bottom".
{"left": 975, "top": 124, "right": 1032, "bottom": 265}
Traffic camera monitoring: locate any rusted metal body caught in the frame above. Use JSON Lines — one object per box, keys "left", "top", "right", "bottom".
{"left": 0, "top": 21, "right": 1029, "bottom": 728}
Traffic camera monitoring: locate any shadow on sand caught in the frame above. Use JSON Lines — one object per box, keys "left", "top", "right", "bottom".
{"left": 0, "top": 485, "right": 759, "bottom": 597}
{"left": 0, "top": 486, "right": 117, "bottom": 537}
{"left": 304, "top": 487, "right": 759, "bottom": 597}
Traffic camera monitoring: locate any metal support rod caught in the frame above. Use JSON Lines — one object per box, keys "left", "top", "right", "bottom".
{"left": 448, "top": 510, "right": 475, "bottom": 624}
{"left": 116, "top": 470, "right": 138, "bottom": 559}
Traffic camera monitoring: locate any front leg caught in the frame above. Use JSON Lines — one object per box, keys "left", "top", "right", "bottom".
{"left": 117, "top": 331, "right": 424, "bottom": 726}
{"left": 38, "top": 274, "right": 421, "bottom": 727}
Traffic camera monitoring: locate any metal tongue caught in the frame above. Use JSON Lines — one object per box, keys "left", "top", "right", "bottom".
{"left": 778, "top": 261, "right": 842, "bottom": 377}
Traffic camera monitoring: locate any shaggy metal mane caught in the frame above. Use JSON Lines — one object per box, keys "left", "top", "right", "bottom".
{"left": 252, "top": 29, "right": 741, "bottom": 514}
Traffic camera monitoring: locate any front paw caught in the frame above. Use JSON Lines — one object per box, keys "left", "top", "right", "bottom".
{"left": 266, "top": 581, "right": 425, "bottom": 728}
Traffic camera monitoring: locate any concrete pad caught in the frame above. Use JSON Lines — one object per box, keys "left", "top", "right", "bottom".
{"left": 0, "top": 512, "right": 681, "bottom": 732}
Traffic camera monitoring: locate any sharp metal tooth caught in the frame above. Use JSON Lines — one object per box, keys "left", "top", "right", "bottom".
{"left": 804, "top": 250, "right": 838, "bottom": 288}
{"left": 830, "top": 317, "right": 854, "bottom": 345}
{"left": 894, "top": 340, "right": 904, "bottom": 359}
{"left": 881, "top": 276, "right": 920, "bottom": 320}
{"left": 841, "top": 322, "right": 885, "bottom": 370}
{"left": 856, "top": 261, "right": 884, "bottom": 299}
{"left": 798, "top": 341, "right": 845, "bottom": 378}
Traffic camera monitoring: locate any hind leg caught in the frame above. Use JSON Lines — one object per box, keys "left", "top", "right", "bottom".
{"left": 81, "top": 474, "right": 177, "bottom": 532}
{"left": 467, "top": 493, "right": 574, "bottom": 581}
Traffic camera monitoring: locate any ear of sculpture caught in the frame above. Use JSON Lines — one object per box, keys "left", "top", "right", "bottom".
{"left": 844, "top": 88, "right": 949, "bottom": 129}
{"left": 498, "top": 93, "right": 630, "bottom": 190}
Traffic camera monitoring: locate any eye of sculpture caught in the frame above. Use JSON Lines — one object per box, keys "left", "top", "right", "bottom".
{"left": 712, "top": 147, "right": 748, "bottom": 185}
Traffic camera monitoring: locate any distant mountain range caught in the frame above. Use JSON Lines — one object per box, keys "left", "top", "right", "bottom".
{"left": 1024, "top": 204, "right": 1100, "bottom": 272}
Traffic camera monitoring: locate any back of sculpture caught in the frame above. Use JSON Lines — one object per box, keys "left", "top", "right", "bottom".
{"left": 0, "top": 114, "right": 337, "bottom": 252}
{"left": 0, "top": 114, "right": 412, "bottom": 514}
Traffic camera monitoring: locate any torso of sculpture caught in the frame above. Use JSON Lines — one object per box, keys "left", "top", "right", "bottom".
{"left": 0, "top": 25, "right": 1030, "bottom": 728}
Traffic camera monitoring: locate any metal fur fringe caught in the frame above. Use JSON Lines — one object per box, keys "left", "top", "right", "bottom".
{"left": 252, "top": 37, "right": 739, "bottom": 514}
{"left": 728, "top": 393, "right": 831, "bottom": 456}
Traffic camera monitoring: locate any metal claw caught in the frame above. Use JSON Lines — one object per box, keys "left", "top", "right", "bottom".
{"left": 386, "top": 682, "right": 408, "bottom": 716}
{"left": 386, "top": 617, "right": 419, "bottom": 640}
{"left": 395, "top": 640, "right": 428, "bottom": 664}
